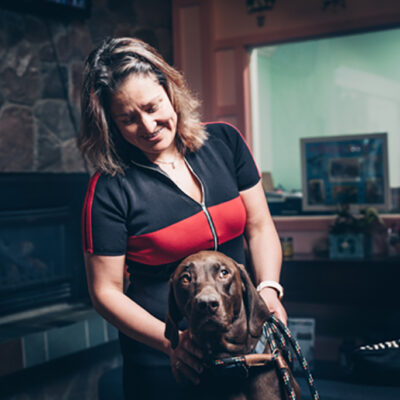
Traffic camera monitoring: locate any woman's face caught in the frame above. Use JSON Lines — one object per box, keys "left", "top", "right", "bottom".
{"left": 110, "top": 73, "right": 178, "bottom": 161}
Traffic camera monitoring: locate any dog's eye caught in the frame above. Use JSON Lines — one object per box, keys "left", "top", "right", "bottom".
{"left": 179, "top": 274, "right": 191, "bottom": 285}
{"left": 219, "top": 268, "right": 230, "bottom": 279}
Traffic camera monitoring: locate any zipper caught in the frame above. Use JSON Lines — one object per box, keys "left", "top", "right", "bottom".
{"left": 185, "top": 160, "right": 218, "bottom": 251}
{"left": 131, "top": 158, "right": 219, "bottom": 251}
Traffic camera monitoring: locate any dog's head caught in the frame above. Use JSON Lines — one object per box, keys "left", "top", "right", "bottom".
{"left": 165, "top": 250, "right": 270, "bottom": 351}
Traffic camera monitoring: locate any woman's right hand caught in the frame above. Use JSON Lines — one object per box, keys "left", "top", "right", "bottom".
{"left": 169, "top": 330, "right": 204, "bottom": 385}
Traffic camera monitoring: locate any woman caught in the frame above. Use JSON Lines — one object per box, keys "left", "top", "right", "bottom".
{"left": 79, "top": 37, "right": 286, "bottom": 400}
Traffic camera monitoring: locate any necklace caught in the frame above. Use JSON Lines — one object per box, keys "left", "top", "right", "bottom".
{"left": 153, "top": 153, "right": 180, "bottom": 169}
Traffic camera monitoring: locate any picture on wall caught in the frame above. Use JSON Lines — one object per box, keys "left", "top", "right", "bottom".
{"left": 300, "top": 133, "right": 391, "bottom": 212}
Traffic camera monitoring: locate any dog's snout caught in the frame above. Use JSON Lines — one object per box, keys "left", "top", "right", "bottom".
{"left": 195, "top": 293, "right": 220, "bottom": 314}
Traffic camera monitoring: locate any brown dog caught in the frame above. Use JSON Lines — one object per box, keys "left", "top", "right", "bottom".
{"left": 165, "top": 250, "right": 300, "bottom": 400}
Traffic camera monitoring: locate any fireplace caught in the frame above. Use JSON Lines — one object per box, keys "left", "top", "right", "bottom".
{"left": 0, "top": 173, "right": 90, "bottom": 316}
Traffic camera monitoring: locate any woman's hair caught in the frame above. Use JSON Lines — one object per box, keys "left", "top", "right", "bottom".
{"left": 78, "top": 37, "right": 207, "bottom": 175}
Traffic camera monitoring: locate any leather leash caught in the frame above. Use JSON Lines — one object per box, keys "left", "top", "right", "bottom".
{"left": 209, "top": 315, "right": 320, "bottom": 400}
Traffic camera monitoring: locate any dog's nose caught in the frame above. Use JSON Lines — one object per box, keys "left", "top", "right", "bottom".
{"left": 195, "top": 294, "right": 220, "bottom": 314}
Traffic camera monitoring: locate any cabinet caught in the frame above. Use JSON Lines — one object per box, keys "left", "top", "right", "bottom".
{"left": 280, "top": 254, "right": 400, "bottom": 363}
{"left": 281, "top": 254, "right": 400, "bottom": 307}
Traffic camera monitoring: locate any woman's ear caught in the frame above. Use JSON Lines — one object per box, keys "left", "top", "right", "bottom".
{"left": 165, "top": 281, "right": 183, "bottom": 349}
{"left": 237, "top": 263, "right": 270, "bottom": 337}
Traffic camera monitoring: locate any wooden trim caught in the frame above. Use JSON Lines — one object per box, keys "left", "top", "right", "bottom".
{"left": 215, "top": 105, "right": 237, "bottom": 117}
{"left": 200, "top": 0, "right": 215, "bottom": 121}
{"left": 173, "top": 0, "right": 212, "bottom": 120}
{"left": 172, "top": 0, "right": 182, "bottom": 70}
{"left": 240, "top": 46, "right": 253, "bottom": 146}
{"left": 234, "top": 46, "right": 245, "bottom": 133}
{"left": 213, "top": 13, "right": 400, "bottom": 50}
{"left": 173, "top": 0, "right": 203, "bottom": 70}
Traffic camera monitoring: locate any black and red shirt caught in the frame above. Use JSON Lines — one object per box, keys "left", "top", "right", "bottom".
{"left": 81, "top": 122, "right": 260, "bottom": 364}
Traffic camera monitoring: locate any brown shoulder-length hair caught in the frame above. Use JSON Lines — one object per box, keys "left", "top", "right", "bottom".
{"left": 78, "top": 37, "right": 208, "bottom": 175}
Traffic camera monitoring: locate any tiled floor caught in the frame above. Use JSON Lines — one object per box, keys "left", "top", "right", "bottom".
{"left": 1, "top": 341, "right": 122, "bottom": 400}
{"left": 2, "top": 344, "right": 400, "bottom": 400}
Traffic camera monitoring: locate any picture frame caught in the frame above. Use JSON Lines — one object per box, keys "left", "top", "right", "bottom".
{"left": 300, "top": 133, "right": 391, "bottom": 213}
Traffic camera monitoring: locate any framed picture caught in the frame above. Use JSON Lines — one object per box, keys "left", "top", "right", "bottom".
{"left": 300, "top": 133, "right": 391, "bottom": 213}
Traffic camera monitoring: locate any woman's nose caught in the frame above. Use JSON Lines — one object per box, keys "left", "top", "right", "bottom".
{"left": 140, "top": 113, "right": 157, "bottom": 134}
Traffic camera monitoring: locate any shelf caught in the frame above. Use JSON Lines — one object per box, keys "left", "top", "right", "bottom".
{"left": 273, "top": 214, "right": 400, "bottom": 232}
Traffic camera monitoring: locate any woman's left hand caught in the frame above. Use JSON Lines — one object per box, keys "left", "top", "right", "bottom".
{"left": 258, "top": 287, "right": 287, "bottom": 325}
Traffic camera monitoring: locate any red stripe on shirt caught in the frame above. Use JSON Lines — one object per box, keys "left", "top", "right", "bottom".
{"left": 81, "top": 171, "right": 101, "bottom": 253}
{"left": 126, "top": 211, "right": 214, "bottom": 265}
{"left": 126, "top": 196, "right": 246, "bottom": 265}
{"left": 208, "top": 196, "right": 247, "bottom": 244}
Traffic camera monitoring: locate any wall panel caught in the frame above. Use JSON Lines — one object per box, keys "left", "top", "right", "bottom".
{"left": 179, "top": 5, "right": 203, "bottom": 99}
{"left": 215, "top": 49, "right": 236, "bottom": 108}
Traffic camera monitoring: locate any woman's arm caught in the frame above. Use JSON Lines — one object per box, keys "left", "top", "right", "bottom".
{"left": 84, "top": 253, "right": 203, "bottom": 383}
{"left": 85, "top": 253, "right": 171, "bottom": 353}
{"left": 240, "top": 181, "right": 287, "bottom": 324}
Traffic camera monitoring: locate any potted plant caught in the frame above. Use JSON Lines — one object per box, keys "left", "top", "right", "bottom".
{"left": 329, "top": 205, "right": 386, "bottom": 259}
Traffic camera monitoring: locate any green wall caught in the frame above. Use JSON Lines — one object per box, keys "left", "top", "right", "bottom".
{"left": 252, "top": 27, "right": 400, "bottom": 192}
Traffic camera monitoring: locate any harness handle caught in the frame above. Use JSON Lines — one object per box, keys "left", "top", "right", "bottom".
{"left": 243, "top": 350, "right": 278, "bottom": 367}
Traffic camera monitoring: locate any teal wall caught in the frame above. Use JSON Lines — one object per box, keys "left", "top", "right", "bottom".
{"left": 253, "top": 27, "right": 400, "bottom": 191}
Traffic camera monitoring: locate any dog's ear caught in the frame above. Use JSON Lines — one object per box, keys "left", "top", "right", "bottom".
{"left": 164, "top": 279, "right": 183, "bottom": 349}
{"left": 237, "top": 263, "right": 271, "bottom": 338}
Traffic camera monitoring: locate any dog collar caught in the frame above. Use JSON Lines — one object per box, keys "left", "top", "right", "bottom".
{"left": 206, "top": 321, "right": 275, "bottom": 377}
{"left": 207, "top": 349, "right": 284, "bottom": 378}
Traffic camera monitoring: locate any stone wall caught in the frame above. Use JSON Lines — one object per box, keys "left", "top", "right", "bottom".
{"left": 0, "top": 0, "right": 172, "bottom": 173}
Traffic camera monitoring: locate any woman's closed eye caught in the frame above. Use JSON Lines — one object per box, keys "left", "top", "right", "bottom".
{"left": 118, "top": 99, "right": 161, "bottom": 126}
{"left": 144, "top": 104, "right": 159, "bottom": 113}
{"left": 121, "top": 115, "right": 138, "bottom": 125}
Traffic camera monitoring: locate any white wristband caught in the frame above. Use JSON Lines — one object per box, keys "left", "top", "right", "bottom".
{"left": 256, "top": 280, "right": 284, "bottom": 299}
